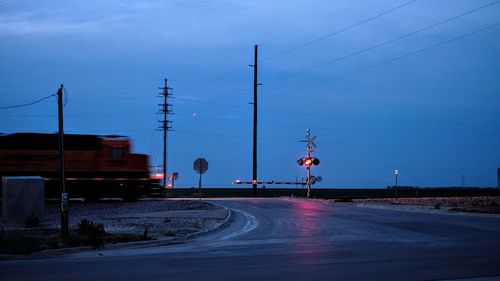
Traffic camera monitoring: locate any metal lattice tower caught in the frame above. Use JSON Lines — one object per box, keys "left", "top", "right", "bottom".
{"left": 158, "top": 79, "right": 173, "bottom": 188}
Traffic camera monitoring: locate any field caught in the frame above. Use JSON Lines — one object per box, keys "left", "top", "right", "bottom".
{"left": 165, "top": 187, "right": 499, "bottom": 199}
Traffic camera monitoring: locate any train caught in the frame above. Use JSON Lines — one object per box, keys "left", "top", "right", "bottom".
{"left": 0, "top": 132, "right": 159, "bottom": 200}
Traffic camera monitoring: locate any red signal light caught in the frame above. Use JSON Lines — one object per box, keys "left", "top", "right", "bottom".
{"left": 298, "top": 157, "right": 320, "bottom": 167}
{"left": 297, "top": 158, "right": 304, "bottom": 166}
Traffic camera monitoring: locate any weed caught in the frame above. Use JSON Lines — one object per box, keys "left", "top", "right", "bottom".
{"left": 77, "top": 219, "right": 105, "bottom": 249}
{"left": 24, "top": 214, "right": 40, "bottom": 228}
{"left": 78, "top": 219, "right": 92, "bottom": 234}
{"left": 89, "top": 223, "right": 105, "bottom": 249}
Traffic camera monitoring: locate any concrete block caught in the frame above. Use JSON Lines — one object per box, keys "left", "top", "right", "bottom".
{"left": 2, "top": 176, "right": 45, "bottom": 222}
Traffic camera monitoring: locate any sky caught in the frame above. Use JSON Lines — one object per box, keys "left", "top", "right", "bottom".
{"left": 1, "top": 0, "right": 500, "bottom": 188}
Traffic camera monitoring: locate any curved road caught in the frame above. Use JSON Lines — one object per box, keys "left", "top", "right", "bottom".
{"left": 1, "top": 198, "right": 500, "bottom": 281}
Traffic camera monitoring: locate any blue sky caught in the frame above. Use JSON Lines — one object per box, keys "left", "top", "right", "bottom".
{"left": 1, "top": 0, "right": 499, "bottom": 188}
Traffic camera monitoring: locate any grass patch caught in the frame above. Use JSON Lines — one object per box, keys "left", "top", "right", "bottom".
{"left": 0, "top": 228, "right": 152, "bottom": 255}
{"left": 24, "top": 214, "right": 40, "bottom": 228}
{"left": 335, "top": 198, "right": 353, "bottom": 203}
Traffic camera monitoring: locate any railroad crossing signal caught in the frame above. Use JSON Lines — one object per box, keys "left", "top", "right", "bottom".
{"left": 299, "top": 128, "right": 320, "bottom": 199}
{"left": 297, "top": 157, "right": 320, "bottom": 167}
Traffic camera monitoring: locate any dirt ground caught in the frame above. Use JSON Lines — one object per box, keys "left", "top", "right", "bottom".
{"left": 352, "top": 196, "right": 500, "bottom": 214}
{"left": 0, "top": 200, "right": 229, "bottom": 254}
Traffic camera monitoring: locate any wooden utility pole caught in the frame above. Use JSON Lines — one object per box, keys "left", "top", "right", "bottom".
{"left": 252, "top": 45, "right": 258, "bottom": 197}
{"left": 57, "top": 84, "right": 68, "bottom": 237}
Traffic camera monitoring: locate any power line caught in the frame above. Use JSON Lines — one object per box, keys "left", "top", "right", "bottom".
{"left": 36, "top": 127, "right": 500, "bottom": 148}
{"left": 172, "top": 129, "right": 500, "bottom": 148}
{"left": 4, "top": 93, "right": 236, "bottom": 104}
{"left": 260, "top": 107, "right": 500, "bottom": 126}
{"left": 71, "top": 96, "right": 155, "bottom": 102}
{"left": 181, "top": 113, "right": 500, "bottom": 135}
{"left": 4, "top": 110, "right": 499, "bottom": 132}
{"left": 65, "top": 129, "right": 153, "bottom": 133}
{"left": 62, "top": 85, "right": 69, "bottom": 106}
{"left": 0, "top": 79, "right": 162, "bottom": 88}
{"left": 0, "top": 1, "right": 414, "bottom": 108}
{"left": 263, "top": 0, "right": 500, "bottom": 85}
{"left": 258, "top": 0, "right": 371, "bottom": 47}
{"left": 140, "top": 1, "right": 406, "bottom": 98}
{"left": 0, "top": 94, "right": 55, "bottom": 109}
{"left": 176, "top": 65, "right": 248, "bottom": 95}
{"left": 263, "top": 21, "right": 500, "bottom": 101}
{"left": 0, "top": 112, "right": 153, "bottom": 118}
{"left": 168, "top": 0, "right": 418, "bottom": 109}
{"left": 173, "top": 1, "right": 370, "bottom": 96}
{"left": 260, "top": 0, "right": 417, "bottom": 62}
{"left": 4, "top": 99, "right": 497, "bottom": 127}
{"left": 180, "top": 86, "right": 252, "bottom": 109}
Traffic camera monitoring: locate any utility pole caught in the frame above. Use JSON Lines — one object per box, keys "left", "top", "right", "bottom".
{"left": 158, "top": 79, "right": 173, "bottom": 193}
{"left": 57, "top": 84, "right": 68, "bottom": 237}
{"left": 251, "top": 44, "right": 259, "bottom": 197}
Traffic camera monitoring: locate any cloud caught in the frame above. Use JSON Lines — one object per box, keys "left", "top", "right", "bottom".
{"left": 0, "top": 1, "right": 127, "bottom": 36}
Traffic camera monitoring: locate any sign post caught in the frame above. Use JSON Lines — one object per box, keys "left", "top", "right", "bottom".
{"left": 193, "top": 158, "right": 208, "bottom": 202}
{"left": 168, "top": 172, "right": 179, "bottom": 189}
{"left": 394, "top": 169, "right": 399, "bottom": 202}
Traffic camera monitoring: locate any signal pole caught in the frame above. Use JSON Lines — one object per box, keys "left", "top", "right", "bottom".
{"left": 57, "top": 84, "right": 68, "bottom": 237}
{"left": 250, "top": 44, "right": 259, "bottom": 197}
{"left": 159, "top": 79, "right": 173, "bottom": 192}
{"left": 303, "top": 129, "right": 318, "bottom": 199}
{"left": 305, "top": 129, "right": 312, "bottom": 198}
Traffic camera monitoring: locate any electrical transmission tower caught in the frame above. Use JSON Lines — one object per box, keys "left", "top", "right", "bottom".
{"left": 158, "top": 79, "right": 173, "bottom": 190}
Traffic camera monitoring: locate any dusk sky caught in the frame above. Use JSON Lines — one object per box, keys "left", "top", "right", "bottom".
{"left": 1, "top": 0, "right": 499, "bottom": 188}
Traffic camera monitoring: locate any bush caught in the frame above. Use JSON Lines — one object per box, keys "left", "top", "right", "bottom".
{"left": 24, "top": 214, "right": 40, "bottom": 228}
{"left": 89, "top": 224, "right": 105, "bottom": 249}
{"left": 78, "top": 219, "right": 92, "bottom": 235}
{"left": 77, "top": 219, "right": 105, "bottom": 249}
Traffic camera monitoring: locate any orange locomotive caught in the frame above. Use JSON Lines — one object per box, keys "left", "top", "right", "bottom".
{"left": 0, "top": 133, "right": 152, "bottom": 199}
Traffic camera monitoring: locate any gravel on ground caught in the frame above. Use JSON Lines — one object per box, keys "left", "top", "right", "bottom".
{"left": 1, "top": 200, "right": 229, "bottom": 239}
{"left": 350, "top": 196, "right": 500, "bottom": 214}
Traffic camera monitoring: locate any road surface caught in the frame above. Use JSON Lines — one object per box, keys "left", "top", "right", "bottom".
{"left": 1, "top": 198, "right": 500, "bottom": 281}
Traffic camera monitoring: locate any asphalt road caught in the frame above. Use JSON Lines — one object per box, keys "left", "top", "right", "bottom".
{"left": 1, "top": 198, "right": 500, "bottom": 281}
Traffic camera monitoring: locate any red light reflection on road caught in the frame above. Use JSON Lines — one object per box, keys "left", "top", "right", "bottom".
{"left": 291, "top": 200, "right": 330, "bottom": 262}
{"left": 294, "top": 200, "right": 321, "bottom": 237}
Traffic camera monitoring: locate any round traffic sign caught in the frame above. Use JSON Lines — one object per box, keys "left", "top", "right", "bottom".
{"left": 194, "top": 158, "right": 208, "bottom": 174}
